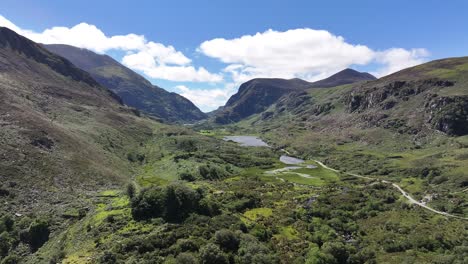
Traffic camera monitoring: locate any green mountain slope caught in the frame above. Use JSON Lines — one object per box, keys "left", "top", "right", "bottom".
{"left": 44, "top": 44, "right": 207, "bottom": 123}
{"left": 0, "top": 26, "right": 161, "bottom": 210}
{"left": 1, "top": 27, "right": 466, "bottom": 263}
{"left": 216, "top": 57, "right": 468, "bottom": 216}
{"left": 214, "top": 69, "right": 375, "bottom": 124}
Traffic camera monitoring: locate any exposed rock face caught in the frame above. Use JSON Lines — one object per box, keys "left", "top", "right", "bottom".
{"left": 345, "top": 79, "right": 454, "bottom": 112}
{"left": 426, "top": 95, "right": 468, "bottom": 136}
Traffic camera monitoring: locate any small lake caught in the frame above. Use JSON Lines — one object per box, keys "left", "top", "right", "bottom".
{"left": 280, "top": 155, "right": 305, "bottom": 165}
{"left": 223, "top": 136, "right": 270, "bottom": 147}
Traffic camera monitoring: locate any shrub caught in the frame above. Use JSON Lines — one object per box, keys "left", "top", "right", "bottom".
{"left": 165, "top": 183, "right": 201, "bottom": 222}
{"left": 178, "top": 139, "right": 198, "bottom": 152}
{"left": 199, "top": 243, "right": 229, "bottom": 264}
{"left": 126, "top": 183, "right": 136, "bottom": 199}
{"left": 179, "top": 172, "right": 196, "bottom": 182}
{"left": 0, "top": 254, "right": 19, "bottom": 264}
{"left": 176, "top": 252, "right": 199, "bottom": 264}
{"left": 0, "top": 232, "right": 11, "bottom": 257}
{"left": 215, "top": 229, "right": 240, "bottom": 251}
{"left": 198, "top": 165, "right": 227, "bottom": 180}
{"left": 28, "top": 219, "right": 50, "bottom": 251}
{"left": 131, "top": 186, "right": 167, "bottom": 220}
{"left": 0, "top": 215, "right": 13, "bottom": 233}
{"left": 131, "top": 183, "right": 202, "bottom": 222}
{"left": 99, "top": 251, "right": 117, "bottom": 264}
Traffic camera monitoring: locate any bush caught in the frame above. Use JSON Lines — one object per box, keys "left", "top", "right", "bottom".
{"left": 28, "top": 219, "right": 50, "bottom": 251}
{"left": 131, "top": 182, "right": 202, "bottom": 222}
{"left": 126, "top": 183, "right": 136, "bottom": 199}
{"left": 99, "top": 251, "right": 117, "bottom": 264}
{"left": 179, "top": 172, "right": 196, "bottom": 182}
{"left": 0, "top": 232, "right": 11, "bottom": 257}
{"left": 215, "top": 229, "right": 240, "bottom": 251}
{"left": 199, "top": 243, "right": 229, "bottom": 264}
{"left": 198, "top": 198, "right": 221, "bottom": 217}
{"left": 198, "top": 165, "right": 227, "bottom": 180}
{"left": 176, "top": 252, "right": 199, "bottom": 264}
{"left": 131, "top": 186, "right": 167, "bottom": 220}
{"left": 165, "top": 183, "right": 201, "bottom": 222}
{"left": 0, "top": 254, "right": 19, "bottom": 264}
{"left": 237, "top": 235, "right": 277, "bottom": 264}
{"left": 178, "top": 139, "right": 198, "bottom": 152}
{"left": 0, "top": 216, "right": 14, "bottom": 233}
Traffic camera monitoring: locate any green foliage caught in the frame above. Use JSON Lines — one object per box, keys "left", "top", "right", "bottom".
{"left": 199, "top": 243, "right": 229, "bottom": 264}
{"left": 198, "top": 164, "right": 228, "bottom": 180}
{"left": 126, "top": 183, "right": 136, "bottom": 199}
{"left": 131, "top": 182, "right": 204, "bottom": 222}
{"left": 0, "top": 254, "right": 19, "bottom": 264}
{"left": 214, "top": 229, "right": 240, "bottom": 251}
{"left": 27, "top": 219, "right": 50, "bottom": 251}
{"left": 99, "top": 251, "right": 117, "bottom": 264}
{"left": 179, "top": 172, "right": 196, "bottom": 182}
{"left": 178, "top": 139, "right": 198, "bottom": 152}
{"left": 176, "top": 252, "right": 199, "bottom": 264}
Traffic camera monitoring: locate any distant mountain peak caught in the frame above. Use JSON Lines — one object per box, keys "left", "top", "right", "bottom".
{"left": 309, "top": 68, "right": 376, "bottom": 88}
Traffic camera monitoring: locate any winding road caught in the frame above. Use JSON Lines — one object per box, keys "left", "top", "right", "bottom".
{"left": 313, "top": 159, "right": 467, "bottom": 220}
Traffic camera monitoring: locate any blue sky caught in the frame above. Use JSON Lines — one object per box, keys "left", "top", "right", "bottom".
{"left": 1, "top": 0, "right": 467, "bottom": 111}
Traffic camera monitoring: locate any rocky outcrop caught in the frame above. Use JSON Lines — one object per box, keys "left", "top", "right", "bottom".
{"left": 345, "top": 79, "right": 454, "bottom": 112}
{"left": 426, "top": 95, "right": 468, "bottom": 136}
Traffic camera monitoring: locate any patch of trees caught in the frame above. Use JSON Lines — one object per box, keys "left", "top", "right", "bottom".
{"left": 131, "top": 183, "right": 220, "bottom": 222}
{"left": 0, "top": 214, "right": 50, "bottom": 261}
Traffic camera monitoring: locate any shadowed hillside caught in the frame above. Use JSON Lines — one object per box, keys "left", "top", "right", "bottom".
{"left": 45, "top": 44, "right": 207, "bottom": 123}
{"left": 214, "top": 69, "right": 375, "bottom": 123}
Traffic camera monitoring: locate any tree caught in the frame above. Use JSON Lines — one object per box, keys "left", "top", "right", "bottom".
{"left": 28, "top": 219, "right": 50, "bottom": 251}
{"left": 0, "top": 232, "right": 11, "bottom": 257}
{"left": 199, "top": 243, "right": 229, "bottom": 264}
{"left": 179, "top": 172, "right": 196, "bottom": 182}
{"left": 165, "top": 183, "right": 201, "bottom": 222}
{"left": 126, "top": 183, "right": 136, "bottom": 199}
{"left": 176, "top": 252, "right": 199, "bottom": 264}
{"left": 99, "top": 251, "right": 117, "bottom": 264}
{"left": 215, "top": 229, "right": 240, "bottom": 251}
{"left": 131, "top": 186, "right": 166, "bottom": 220}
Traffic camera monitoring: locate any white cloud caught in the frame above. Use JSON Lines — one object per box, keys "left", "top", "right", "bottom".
{"left": 372, "top": 48, "right": 430, "bottom": 77}
{"left": 176, "top": 84, "right": 237, "bottom": 112}
{"left": 199, "top": 28, "right": 429, "bottom": 82}
{"left": 0, "top": 14, "right": 431, "bottom": 110}
{"left": 0, "top": 15, "right": 221, "bottom": 83}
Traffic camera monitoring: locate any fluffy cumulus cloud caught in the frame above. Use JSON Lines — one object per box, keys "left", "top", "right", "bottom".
{"left": 176, "top": 84, "right": 237, "bottom": 111}
{"left": 199, "top": 28, "right": 429, "bottom": 82}
{"left": 0, "top": 14, "right": 430, "bottom": 110}
{"left": 372, "top": 48, "right": 430, "bottom": 77}
{"left": 0, "top": 15, "right": 221, "bottom": 83}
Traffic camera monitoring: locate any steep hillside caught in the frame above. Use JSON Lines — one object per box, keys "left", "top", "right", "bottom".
{"left": 0, "top": 26, "right": 159, "bottom": 227}
{"left": 45, "top": 44, "right": 207, "bottom": 123}
{"left": 215, "top": 69, "right": 375, "bottom": 124}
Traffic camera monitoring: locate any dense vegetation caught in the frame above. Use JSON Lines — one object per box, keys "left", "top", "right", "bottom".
{"left": 0, "top": 27, "right": 466, "bottom": 263}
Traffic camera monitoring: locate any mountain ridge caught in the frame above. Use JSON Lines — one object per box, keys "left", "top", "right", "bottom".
{"left": 44, "top": 44, "right": 207, "bottom": 123}
{"left": 214, "top": 69, "right": 376, "bottom": 123}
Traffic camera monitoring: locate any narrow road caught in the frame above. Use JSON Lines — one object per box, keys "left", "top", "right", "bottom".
{"left": 313, "top": 159, "right": 467, "bottom": 220}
